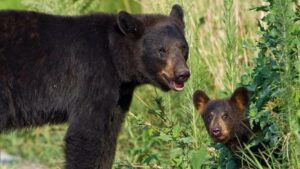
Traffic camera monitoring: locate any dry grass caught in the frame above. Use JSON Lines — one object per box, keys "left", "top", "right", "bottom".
{"left": 142, "top": 0, "right": 262, "bottom": 94}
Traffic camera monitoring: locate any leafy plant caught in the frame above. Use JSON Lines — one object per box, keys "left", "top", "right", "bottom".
{"left": 239, "top": 0, "right": 300, "bottom": 168}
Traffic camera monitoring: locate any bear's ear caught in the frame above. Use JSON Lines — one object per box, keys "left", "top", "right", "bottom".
{"left": 193, "top": 90, "right": 210, "bottom": 115}
{"left": 230, "top": 87, "right": 249, "bottom": 112}
{"left": 169, "top": 4, "right": 184, "bottom": 23}
{"left": 117, "top": 11, "right": 144, "bottom": 37}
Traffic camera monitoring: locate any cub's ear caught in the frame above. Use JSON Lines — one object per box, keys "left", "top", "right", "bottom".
{"left": 170, "top": 4, "right": 184, "bottom": 23}
{"left": 230, "top": 87, "right": 249, "bottom": 112}
{"left": 117, "top": 11, "right": 144, "bottom": 37}
{"left": 193, "top": 90, "right": 210, "bottom": 115}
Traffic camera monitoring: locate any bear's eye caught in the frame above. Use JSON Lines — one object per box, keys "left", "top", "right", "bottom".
{"left": 181, "top": 45, "right": 187, "bottom": 51}
{"left": 222, "top": 114, "right": 229, "bottom": 120}
{"left": 181, "top": 45, "right": 188, "bottom": 60}
{"left": 158, "top": 47, "right": 167, "bottom": 56}
{"left": 206, "top": 114, "right": 213, "bottom": 121}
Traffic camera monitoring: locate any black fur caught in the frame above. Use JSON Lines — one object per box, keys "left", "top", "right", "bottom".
{"left": 0, "top": 5, "right": 189, "bottom": 169}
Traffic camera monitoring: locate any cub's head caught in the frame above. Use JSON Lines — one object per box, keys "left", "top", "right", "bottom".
{"left": 116, "top": 5, "right": 190, "bottom": 91}
{"left": 193, "top": 87, "right": 249, "bottom": 144}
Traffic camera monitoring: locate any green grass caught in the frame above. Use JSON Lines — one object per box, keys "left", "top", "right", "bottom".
{"left": 0, "top": 0, "right": 299, "bottom": 169}
{"left": 0, "top": 0, "right": 24, "bottom": 10}
{"left": 0, "top": 126, "right": 66, "bottom": 167}
{"left": 21, "top": 0, "right": 141, "bottom": 15}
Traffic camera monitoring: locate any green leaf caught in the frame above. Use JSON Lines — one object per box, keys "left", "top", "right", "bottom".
{"left": 250, "top": 5, "right": 270, "bottom": 12}
{"left": 158, "top": 133, "right": 172, "bottom": 142}
{"left": 172, "top": 124, "right": 181, "bottom": 138}
{"left": 190, "top": 147, "right": 208, "bottom": 169}
{"left": 226, "top": 159, "right": 238, "bottom": 169}
{"left": 179, "top": 137, "right": 193, "bottom": 144}
{"left": 144, "top": 154, "right": 158, "bottom": 165}
{"left": 297, "top": 110, "right": 300, "bottom": 118}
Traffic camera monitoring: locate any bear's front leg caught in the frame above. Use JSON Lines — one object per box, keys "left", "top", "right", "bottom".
{"left": 65, "top": 105, "right": 121, "bottom": 169}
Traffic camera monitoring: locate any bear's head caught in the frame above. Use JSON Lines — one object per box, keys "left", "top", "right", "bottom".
{"left": 193, "top": 87, "right": 250, "bottom": 144}
{"left": 115, "top": 5, "right": 190, "bottom": 91}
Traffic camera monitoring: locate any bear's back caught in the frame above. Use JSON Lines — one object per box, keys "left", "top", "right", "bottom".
{"left": 0, "top": 11, "right": 119, "bottom": 128}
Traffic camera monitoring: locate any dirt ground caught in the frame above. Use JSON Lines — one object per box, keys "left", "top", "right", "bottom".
{"left": 0, "top": 151, "right": 48, "bottom": 169}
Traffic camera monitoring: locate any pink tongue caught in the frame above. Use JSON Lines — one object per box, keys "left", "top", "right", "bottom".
{"left": 174, "top": 82, "right": 184, "bottom": 90}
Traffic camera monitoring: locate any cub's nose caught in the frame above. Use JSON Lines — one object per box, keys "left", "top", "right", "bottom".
{"left": 175, "top": 69, "right": 190, "bottom": 83}
{"left": 212, "top": 128, "right": 221, "bottom": 137}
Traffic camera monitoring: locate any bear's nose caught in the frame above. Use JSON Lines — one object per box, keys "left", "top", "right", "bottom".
{"left": 212, "top": 128, "right": 221, "bottom": 137}
{"left": 175, "top": 69, "right": 190, "bottom": 83}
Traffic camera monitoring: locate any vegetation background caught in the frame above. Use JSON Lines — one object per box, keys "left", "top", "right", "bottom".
{"left": 0, "top": 0, "right": 299, "bottom": 168}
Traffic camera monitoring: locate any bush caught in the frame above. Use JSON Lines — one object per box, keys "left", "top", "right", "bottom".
{"left": 240, "top": 0, "right": 300, "bottom": 168}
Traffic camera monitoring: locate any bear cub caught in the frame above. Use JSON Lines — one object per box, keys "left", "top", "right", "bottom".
{"left": 193, "top": 87, "right": 251, "bottom": 150}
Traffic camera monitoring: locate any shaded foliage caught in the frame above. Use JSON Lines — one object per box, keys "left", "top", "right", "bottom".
{"left": 239, "top": 0, "right": 300, "bottom": 168}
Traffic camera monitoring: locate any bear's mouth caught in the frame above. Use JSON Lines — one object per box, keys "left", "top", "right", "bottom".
{"left": 161, "top": 74, "right": 185, "bottom": 91}
{"left": 170, "top": 81, "right": 185, "bottom": 91}
{"left": 212, "top": 134, "right": 229, "bottom": 143}
{"left": 215, "top": 135, "right": 226, "bottom": 141}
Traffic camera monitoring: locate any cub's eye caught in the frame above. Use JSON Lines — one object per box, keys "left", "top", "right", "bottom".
{"left": 222, "top": 114, "right": 229, "bottom": 120}
{"left": 207, "top": 114, "right": 213, "bottom": 121}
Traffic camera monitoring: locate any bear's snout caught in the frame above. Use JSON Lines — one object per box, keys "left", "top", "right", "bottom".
{"left": 175, "top": 69, "right": 190, "bottom": 83}
{"left": 211, "top": 127, "right": 221, "bottom": 137}
{"left": 169, "top": 68, "right": 190, "bottom": 91}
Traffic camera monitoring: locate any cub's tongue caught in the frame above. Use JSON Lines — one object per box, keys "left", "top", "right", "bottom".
{"left": 172, "top": 81, "right": 184, "bottom": 91}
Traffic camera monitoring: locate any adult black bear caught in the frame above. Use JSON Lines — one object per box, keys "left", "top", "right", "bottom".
{"left": 0, "top": 5, "right": 190, "bottom": 169}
